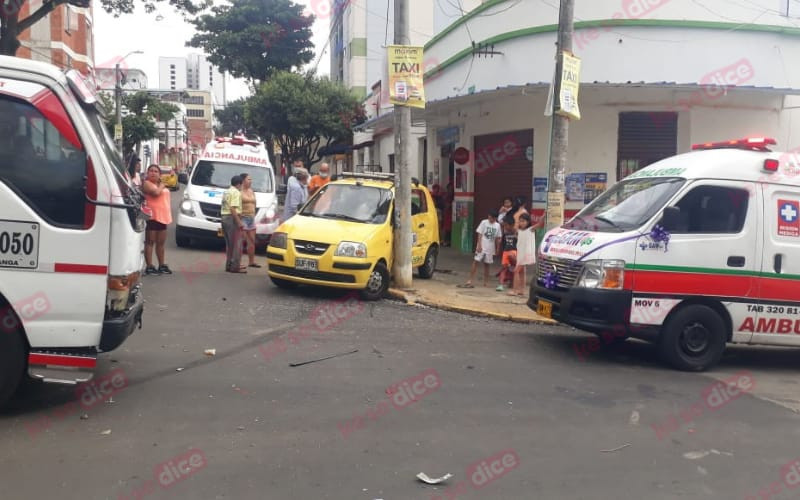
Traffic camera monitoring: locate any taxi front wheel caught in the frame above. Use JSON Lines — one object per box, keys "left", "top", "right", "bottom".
{"left": 361, "top": 262, "right": 389, "bottom": 301}
{"left": 658, "top": 305, "right": 726, "bottom": 372}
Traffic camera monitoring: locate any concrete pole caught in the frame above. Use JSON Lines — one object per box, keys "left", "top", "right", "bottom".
{"left": 545, "top": 0, "right": 574, "bottom": 231}
{"left": 392, "top": 0, "right": 413, "bottom": 288}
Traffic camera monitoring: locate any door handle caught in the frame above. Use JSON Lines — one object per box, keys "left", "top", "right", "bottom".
{"left": 727, "top": 256, "right": 745, "bottom": 267}
{"left": 774, "top": 254, "right": 783, "bottom": 274}
{"left": 418, "top": 223, "right": 425, "bottom": 228}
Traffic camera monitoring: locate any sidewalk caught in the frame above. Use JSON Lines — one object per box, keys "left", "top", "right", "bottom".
{"left": 388, "top": 246, "right": 554, "bottom": 324}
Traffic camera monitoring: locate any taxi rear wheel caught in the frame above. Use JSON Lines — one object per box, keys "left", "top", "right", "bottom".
{"left": 418, "top": 246, "right": 437, "bottom": 279}
{"left": 361, "top": 262, "right": 389, "bottom": 301}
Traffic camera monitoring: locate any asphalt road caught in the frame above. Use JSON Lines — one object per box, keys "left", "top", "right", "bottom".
{"left": 2, "top": 191, "right": 800, "bottom": 500}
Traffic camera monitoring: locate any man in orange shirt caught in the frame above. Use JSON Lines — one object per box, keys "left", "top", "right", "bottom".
{"left": 308, "top": 163, "right": 331, "bottom": 196}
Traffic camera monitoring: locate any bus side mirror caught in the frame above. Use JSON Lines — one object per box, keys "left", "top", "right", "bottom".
{"left": 661, "top": 206, "right": 681, "bottom": 231}
{"left": 178, "top": 173, "right": 188, "bottom": 184}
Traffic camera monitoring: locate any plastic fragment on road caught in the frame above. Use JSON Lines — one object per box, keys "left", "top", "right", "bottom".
{"left": 416, "top": 472, "right": 453, "bottom": 485}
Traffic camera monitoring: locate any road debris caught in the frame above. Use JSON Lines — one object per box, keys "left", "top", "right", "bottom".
{"left": 416, "top": 472, "right": 453, "bottom": 485}
{"left": 289, "top": 349, "right": 358, "bottom": 367}
{"left": 600, "top": 443, "right": 631, "bottom": 453}
{"left": 204, "top": 349, "right": 216, "bottom": 356}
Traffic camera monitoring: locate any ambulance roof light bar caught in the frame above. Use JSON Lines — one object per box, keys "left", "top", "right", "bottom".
{"left": 691, "top": 137, "right": 777, "bottom": 152}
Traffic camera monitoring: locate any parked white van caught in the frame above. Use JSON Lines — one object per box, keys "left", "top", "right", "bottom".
{"left": 176, "top": 137, "right": 279, "bottom": 248}
{"left": 530, "top": 137, "right": 800, "bottom": 371}
{"left": 0, "top": 57, "right": 148, "bottom": 405}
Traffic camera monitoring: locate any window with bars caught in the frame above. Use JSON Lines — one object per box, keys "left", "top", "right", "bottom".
{"left": 616, "top": 112, "right": 677, "bottom": 180}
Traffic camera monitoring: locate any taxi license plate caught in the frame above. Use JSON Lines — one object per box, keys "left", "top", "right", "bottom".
{"left": 217, "top": 228, "right": 224, "bottom": 237}
{"left": 295, "top": 258, "right": 318, "bottom": 271}
{"left": 537, "top": 300, "right": 553, "bottom": 319}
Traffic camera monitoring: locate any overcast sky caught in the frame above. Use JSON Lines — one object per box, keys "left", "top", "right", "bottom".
{"left": 92, "top": 0, "right": 332, "bottom": 103}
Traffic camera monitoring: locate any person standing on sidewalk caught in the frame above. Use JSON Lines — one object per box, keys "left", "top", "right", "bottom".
{"left": 283, "top": 166, "right": 309, "bottom": 221}
{"left": 458, "top": 209, "right": 502, "bottom": 288}
{"left": 509, "top": 213, "right": 537, "bottom": 296}
{"left": 240, "top": 173, "right": 261, "bottom": 269}
{"left": 221, "top": 175, "right": 246, "bottom": 274}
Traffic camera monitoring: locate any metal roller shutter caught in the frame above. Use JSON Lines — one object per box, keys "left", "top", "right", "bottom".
{"left": 473, "top": 129, "right": 534, "bottom": 225}
{"left": 617, "top": 112, "right": 678, "bottom": 180}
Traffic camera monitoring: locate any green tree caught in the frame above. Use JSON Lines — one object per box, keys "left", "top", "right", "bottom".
{"left": 245, "top": 71, "right": 366, "bottom": 167}
{"left": 99, "top": 91, "right": 180, "bottom": 157}
{"left": 214, "top": 97, "right": 247, "bottom": 136}
{"left": 0, "top": 0, "right": 208, "bottom": 56}
{"left": 187, "top": 0, "right": 314, "bottom": 84}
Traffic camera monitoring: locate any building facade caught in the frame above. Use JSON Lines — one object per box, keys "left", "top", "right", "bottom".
{"left": 184, "top": 90, "right": 216, "bottom": 156}
{"left": 419, "top": 0, "right": 800, "bottom": 253}
{"left": 17, "top": 1, "right": 94, "bottom": 75}
{"left": 159, "top": 55, "right": 226, "bottom": 109}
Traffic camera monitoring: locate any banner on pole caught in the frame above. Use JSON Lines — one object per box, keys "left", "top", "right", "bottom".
{"left": 557, "top": 52, "right": 581, "bottom": 120}
{"left": 388, "top": 45, "right": 426, "bottom": 109}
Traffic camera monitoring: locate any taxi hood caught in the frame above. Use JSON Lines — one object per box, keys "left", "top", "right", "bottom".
{"left": 278, "top": 214, "right": 384, "bottom": 245}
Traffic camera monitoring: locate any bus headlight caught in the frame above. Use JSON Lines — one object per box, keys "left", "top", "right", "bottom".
{"left": 577, "top": 260, "right": 625, "bottom": 289}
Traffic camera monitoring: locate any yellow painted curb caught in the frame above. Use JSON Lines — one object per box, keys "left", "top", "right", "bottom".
{"left": 387, "top": 288, "right": 556, "bottom": 325}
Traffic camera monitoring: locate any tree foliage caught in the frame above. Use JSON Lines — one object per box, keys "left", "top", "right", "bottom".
{"left": 0, "top": 0, "right": 208, "bottom": 56}
{"left": 214, "top": 98, "right": 247, "bottom": 136}
{"left": 99, "top": 91, "right": 180, "bottom": 156}
{"left": 245, "top": 71, "right": 366, "bottom": 167}
{"left": 187, "top": 0, "right": 314, "bottom": 84}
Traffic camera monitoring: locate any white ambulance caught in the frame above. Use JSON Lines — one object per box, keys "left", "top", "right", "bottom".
{"left": 0, "top": 57, "right": 147, "bottom": 405}
{"left": 531, "top": 137, "right": 800, "bottom": 371}
{"left": 176, "top": 137, "right": 279, "bottom": 247}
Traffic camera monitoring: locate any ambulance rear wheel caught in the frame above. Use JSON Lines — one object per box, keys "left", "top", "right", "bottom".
{"left": 0, "top": 323, "right": 26, "bottom": 407}
{"left": 658, "top": 305, "right": 726, "bottom": 372}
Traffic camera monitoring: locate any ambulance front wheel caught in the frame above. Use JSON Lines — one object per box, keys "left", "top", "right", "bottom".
{"left": 658, "top": 305, "right": 726, "bottom": 372}
{"left": 0, "top": 320, "right": 26, "bottom": 407}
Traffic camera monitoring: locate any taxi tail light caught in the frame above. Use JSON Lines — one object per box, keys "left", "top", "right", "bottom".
{"left": 106, "top": 272, "right": 140, "bottom": 312}
{"left": 764, "top": 159, "right": 779, "bottom": 171}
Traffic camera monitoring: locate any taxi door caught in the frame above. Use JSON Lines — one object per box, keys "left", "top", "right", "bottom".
{"left": 411, "top": 188, "right": 432, "bottom": 267}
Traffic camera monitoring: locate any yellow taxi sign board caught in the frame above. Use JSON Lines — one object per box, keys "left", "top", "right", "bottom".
{"left": 388, "top": 45, "right": 425, "bottom": 109}
{"left": 557, "top": 52, "right": 581, "bottom": 120}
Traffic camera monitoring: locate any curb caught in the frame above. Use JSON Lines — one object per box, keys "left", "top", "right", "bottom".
{"left": 387, "top": 288, "right": 556, "bottom": 325}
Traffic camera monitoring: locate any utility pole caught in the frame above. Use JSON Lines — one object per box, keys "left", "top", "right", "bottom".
{"left": 392, "top": 0, "right": 413, "bottom": 288}
{"left": 545, "top": 0, "right": 574, "bottom": 231}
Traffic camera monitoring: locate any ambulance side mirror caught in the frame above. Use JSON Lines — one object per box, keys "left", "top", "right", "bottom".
{"left": 178, "top": 173, "right": 188, "bottom": 185}
{"left": 661, "top": 206, "right": 681, "bottom": 231}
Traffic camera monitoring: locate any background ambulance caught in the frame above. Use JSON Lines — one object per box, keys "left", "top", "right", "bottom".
{"left": 0, "top": 57, "right": 147, "bottom": 406}
{"left": 176, "top": 137, "right": 279, "bottom": 248}
{"left": 531, "top": 137, "right": 800, "bottom": 371}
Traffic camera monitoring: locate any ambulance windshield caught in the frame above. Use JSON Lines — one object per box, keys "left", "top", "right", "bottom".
{"left": 565, "top": 177, "right": 685, "bottom": 232}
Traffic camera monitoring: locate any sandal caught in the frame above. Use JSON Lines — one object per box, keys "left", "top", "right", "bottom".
{"left": 248, "top": 263, "right": 262, "bottom": 268}
{"left": 457, "top": 283, "right": 475, "bottom": 288}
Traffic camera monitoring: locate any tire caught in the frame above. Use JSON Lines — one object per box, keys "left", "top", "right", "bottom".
{"left": 176, "top": 229, "right": 191, "bottom": 248}
{"left": 658, "top": 305, "right": 726, "bottom": 371}
{"left": 417, "top": 246, "right": 437, "bottom": 279}
{"left": 0, "top": 319, "right": 26, "bottom": 407}
{"left": 270, "top": 276, "right": 298, "bottom": 289}
{"left": 361, "top": 262, "right": 390, "bottom": 301}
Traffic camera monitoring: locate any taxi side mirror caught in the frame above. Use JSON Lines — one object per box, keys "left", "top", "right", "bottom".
{"left": 661, "top": 206, "right": 681, "bottom": 231}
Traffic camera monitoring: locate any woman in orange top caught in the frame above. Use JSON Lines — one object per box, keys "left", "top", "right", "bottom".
{"left": 142, "top": 164, "right": 173, "bottom": 275}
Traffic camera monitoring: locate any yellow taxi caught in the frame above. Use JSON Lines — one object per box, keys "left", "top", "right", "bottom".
{"left": 266, "top": 172, "right": 440, "bottom": 300}
{"left": 160, "top": 166, "right": 178, "bottom": 191}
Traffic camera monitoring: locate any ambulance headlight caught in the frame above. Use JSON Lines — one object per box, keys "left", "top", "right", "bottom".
{"left": 577, "top": 259, "right": 625, "bottom": 289}
{"left": 180, "top": 200, "right": 195, "bottom": 216}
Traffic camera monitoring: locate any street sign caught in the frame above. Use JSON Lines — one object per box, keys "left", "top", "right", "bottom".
{"left": 114, "top": 124, "right": 123, "bottom": 141}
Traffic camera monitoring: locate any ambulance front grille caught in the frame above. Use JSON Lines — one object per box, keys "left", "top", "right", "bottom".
{"left": 537, "top": 256, "right": 584, "bottom": 289}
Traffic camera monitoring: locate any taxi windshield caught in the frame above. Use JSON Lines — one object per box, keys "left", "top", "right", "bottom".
{"left": 300, "top": 183, "right": 393, "bottom": 224}
{"left": 564, "top": 177, "right": 685, "bottom": 232}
